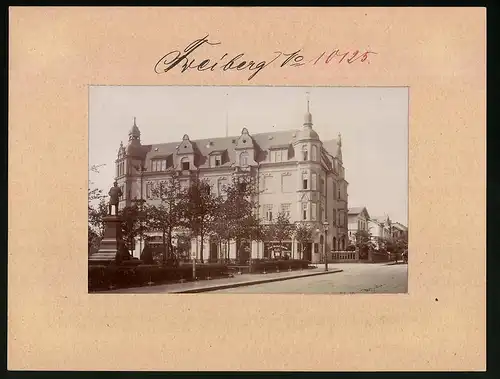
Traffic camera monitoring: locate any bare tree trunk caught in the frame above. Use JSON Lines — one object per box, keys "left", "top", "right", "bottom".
{"left": 162, "top": 231, "right": 167, "bottom": 265}
{"left": 168, "top": 228, "right": 174, "bottom": 261}
{"left": 199, "top": 231, "right": 204, "bottom": 263}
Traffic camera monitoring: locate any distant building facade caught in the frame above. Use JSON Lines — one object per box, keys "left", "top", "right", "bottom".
{"left": 347, "top": 206, "right": 370, "bottom": 245}
{"left": 114, "top": 104, "right": 349, "bottom": 263}
{"left": 368, "top": 215, "right": 393, "bottom": 248}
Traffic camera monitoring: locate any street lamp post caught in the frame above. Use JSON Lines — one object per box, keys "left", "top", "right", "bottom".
{"left": 316, "top": 221, "right": 329, "bottom": 271}
{"left": 323, "top": 221, "right": 329, "bottom": 272}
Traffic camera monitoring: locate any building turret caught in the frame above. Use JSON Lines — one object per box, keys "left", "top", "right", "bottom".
{"left": 127, "top": 117, "right": 143, "bottom": 157}
{"left": 295, "top": 92, "right": 319, "bottom": 141}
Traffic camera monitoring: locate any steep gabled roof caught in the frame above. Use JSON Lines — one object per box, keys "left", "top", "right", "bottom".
{"left": 348, "top": 206, "right": 370, "bottom": 219}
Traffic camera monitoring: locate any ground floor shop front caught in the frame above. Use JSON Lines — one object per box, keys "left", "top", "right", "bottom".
{"left": 133, "top": 233, "right": 348, "bottom": 264}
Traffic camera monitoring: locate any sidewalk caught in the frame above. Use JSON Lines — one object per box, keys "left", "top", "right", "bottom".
{"left": 105, "top": 267, "right": 343, "bottom": 294}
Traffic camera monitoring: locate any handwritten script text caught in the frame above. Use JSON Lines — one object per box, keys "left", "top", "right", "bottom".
{"left": 154, "top": 35, "right": 378, "bottom": 81}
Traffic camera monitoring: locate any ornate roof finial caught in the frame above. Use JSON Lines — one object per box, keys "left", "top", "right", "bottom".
{"left": 303, "top": 91, "right": 313, "bottom": 127}
{"left": 129, "top": 117, "right": 141, "bottom": 141}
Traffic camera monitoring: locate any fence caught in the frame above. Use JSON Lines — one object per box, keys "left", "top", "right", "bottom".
{"left": 327, "top": 251, "right": 359, "bottom": 263}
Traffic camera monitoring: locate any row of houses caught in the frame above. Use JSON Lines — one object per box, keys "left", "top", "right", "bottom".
{"left": 347, "top": 206, "right": 408, "bottom": 248}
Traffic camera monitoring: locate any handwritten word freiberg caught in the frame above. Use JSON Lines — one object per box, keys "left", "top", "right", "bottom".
{"left": 154, "top": 35, "right": 378, "bottom": 81}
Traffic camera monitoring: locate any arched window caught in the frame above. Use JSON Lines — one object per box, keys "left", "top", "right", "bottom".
{"left": 240, "top": 151, "right": 249, "bottom": 166}
{"left": 311, "top": 145, "right": 318, "bottom": 161}
{"left": 181, "top": 157, "right": 190, "bottom": 171}
{"left": 302, "top": 144, "right": 308, "bottom": 161}
{"left": 302, "top": 171, "right": 308, "bottom": 190}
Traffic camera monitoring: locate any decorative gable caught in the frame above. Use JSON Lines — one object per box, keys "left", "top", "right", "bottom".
{"left": 299, "top": 192, "right": 311, "bottom": 202}
{"left": 175, "top": 134, "right": 196, "bottom": 170}
{"left": 235, "top": 128, "right": 254, "bottom": 150}
{"left": 176, "top": 134, "right": 195, "bottom": 155}
{"left": 360, "top": 208, "right": 371, "bottom": 220}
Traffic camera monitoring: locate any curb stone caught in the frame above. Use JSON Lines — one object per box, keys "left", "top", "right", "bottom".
{"left": 171, "top": 269, "right": 344, "bottom": 293}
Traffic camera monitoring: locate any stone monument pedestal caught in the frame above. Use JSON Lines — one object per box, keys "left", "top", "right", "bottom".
{"left": 89, "top": 214, "right": 123, "bottom": 265}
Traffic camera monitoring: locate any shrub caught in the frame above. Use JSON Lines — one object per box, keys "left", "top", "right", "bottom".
{"left": 88, "top": 263, "right": 231, "bottom": 291}
{"left": 251, "top": 259, "right": 309, "bottom": 272}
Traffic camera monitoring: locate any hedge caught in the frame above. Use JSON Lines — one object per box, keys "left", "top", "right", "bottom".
{"left": 250, "top": 259, "right": 310, "bottom": 272}
{"left": 89, "top": 263, "right": 230, "bottom": 291}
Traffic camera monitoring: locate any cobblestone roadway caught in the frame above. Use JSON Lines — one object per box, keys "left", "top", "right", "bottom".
{"left": 212, "top": 263, "right": 408, "bottom": 294}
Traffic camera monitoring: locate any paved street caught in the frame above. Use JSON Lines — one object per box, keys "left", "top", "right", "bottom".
{"left": 105, "top": 267, "right": 342, "bottom": 294}
{"left": 104, "top": 263, "right": 407, "bottom": 294}
{"left": 212, "top": 263, "right": 408, "bottom": 294}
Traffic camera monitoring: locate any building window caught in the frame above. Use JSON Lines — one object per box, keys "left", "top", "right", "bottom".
{"left": 302, "top": 203, "right": 308, "bottom": 220}
{"left": 264, "top": 204, "right": 273, "bottom": 221}
{"left": 273, "top": 150, "right": 282, "bottom": 162}
{"left": 240, "top": 151, "right": 249, "bottom": 166}
{"left": 302, "top": 144, "right": 308, "bottom": 161}
{"left": 302, "top": 172, "right": 308, "bottom": 190}
{"left": 281, "top": 174, "right": 293, "bottom": 193}
{"left": 151, "top": 159, "right": 167, "bottom": 172}
{"left": 312, "top": 173, "right": 317, "bottom": 190}
{"left": 280, "top": 203, "right": 291, "bottom": 218}
{"left": 181, "top": 157, "right": 190, "bottom": 171}
{"left": 312, "top": 145, "right": 318, "bottom": 161}
{"left": 263, "top": 175, "right": 273, "bottom": 193}
{"left": 311, "top": 203, "right": 317, "bottom": 221}
{"left": 117, "top": 162, "right": 124, "bottom": 176}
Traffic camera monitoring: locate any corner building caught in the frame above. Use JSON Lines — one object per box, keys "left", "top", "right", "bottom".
{"left": 114, "top": 106, "right": 349, "bottom": 263}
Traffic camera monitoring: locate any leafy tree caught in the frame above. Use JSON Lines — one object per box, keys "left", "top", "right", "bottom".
{"left": 144, "top": 173, "right": 186, "bottom": 265}
{"left": 294, "top": 223, "right": 313, "bottom": 260}
{"left": 267, "top": 212, "right": 295, "bottom": 259}
{"left": 119, "top": 204, "right": 149, "bottom": 258}
{"left": 355, "top": 229, "right": 373, "bottom": 260}
{"left": 221, "top": 175, "right": 263, "bottom": 263}
{"left": 88, "top": 164, "right": 107, "bottom": 254}
{"left": 184, "top": 178, "right": 219, "bottom": 263}
{"left": 380, "top": 233, "right": 407, "bottom": 262}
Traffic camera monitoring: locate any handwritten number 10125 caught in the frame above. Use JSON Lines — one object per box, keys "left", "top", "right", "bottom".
{"left": 312, "top": 49, "right": 377, "bottom": 65}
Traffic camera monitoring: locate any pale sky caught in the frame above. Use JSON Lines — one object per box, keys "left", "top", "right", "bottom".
{"left": 89, "top": 86, "right": 408, "bottom": 225}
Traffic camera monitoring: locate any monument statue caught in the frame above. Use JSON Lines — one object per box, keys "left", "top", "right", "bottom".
{"left": 108, "top": 181, "right": 123, "bottom": 215}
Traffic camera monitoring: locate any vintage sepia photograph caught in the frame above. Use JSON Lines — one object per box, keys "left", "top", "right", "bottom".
{"left": 88, "top": 85, "right": 408, "bottom": 294}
